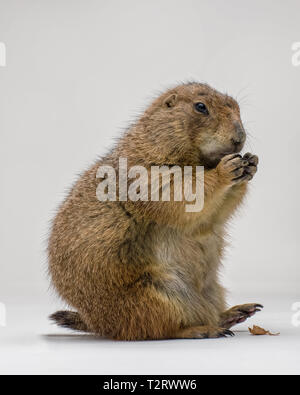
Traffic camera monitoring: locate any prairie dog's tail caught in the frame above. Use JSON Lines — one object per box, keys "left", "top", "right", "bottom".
{"left": 49, "top": 310, "right": 89, "bottom": 332}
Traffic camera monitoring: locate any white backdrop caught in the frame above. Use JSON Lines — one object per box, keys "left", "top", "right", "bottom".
{"left": 1, "top": 0, "right": 300, "bottom": 305}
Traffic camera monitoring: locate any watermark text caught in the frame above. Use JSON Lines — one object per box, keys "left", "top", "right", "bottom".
{"left": 0, "top": 303, "right": 6, "bottom": 327}
{"left": 96, "top": 158, "right": 204, "bottom": 212}
{"left": 292, "top": 302, "right": 300, "bottom": 327}
{"left": 0, "top": 42, "right": 6, "bottom": 67}
{"left": 292, "top": 42, "right": 300, "bottom": 67}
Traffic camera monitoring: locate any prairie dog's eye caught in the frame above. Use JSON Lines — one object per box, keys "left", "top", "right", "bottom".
{"left": 194, "top": 102, "right": 209, "bottom": 115}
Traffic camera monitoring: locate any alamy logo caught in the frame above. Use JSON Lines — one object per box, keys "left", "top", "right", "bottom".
{"left": 0, "top": 303, "right": 6, "bottom": 327}
{"left": 292, "top": 42, "right": 300, "bottom": 67}
{"left": 96, "top": 158, "right": 204, "bottom": 212}
{"left": 0, "top": 42, "right": 6, "bottom": 67}
{"left": 291, "top": 302, "right": 300, "bottom": 327}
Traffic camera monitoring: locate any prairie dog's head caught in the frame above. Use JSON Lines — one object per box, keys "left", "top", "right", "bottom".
{"left": 142, "top": 83, "right": 246, "bottom": 167}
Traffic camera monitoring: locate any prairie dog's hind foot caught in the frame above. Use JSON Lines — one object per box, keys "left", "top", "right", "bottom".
{"left": 174, "top": 326, "right": 235, "bottom": 339}
{"left": 220, "top": 303, "right": 263, "bottom": 329}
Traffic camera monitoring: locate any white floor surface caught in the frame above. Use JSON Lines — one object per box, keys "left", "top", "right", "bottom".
{"left": 0, "top": 295, "right": 299, "bottom": 375}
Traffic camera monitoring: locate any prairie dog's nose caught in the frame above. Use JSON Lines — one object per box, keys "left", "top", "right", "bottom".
{"left": 232, "top": 121, "right": 246, "bottom": 145}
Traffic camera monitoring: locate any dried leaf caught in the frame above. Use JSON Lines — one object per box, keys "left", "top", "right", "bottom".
{"left": 248, "top": 325, "right": 280, "bottom": 336}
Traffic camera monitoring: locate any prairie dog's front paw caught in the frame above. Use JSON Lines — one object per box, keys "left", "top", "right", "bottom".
{"left": 242, "top": 152, "right": 259, "bottom": 182}
{"left": 217, "top": 154, "right": 248, "bottom": 186}
{"left": 217, "top": 153, "right": 258, "bottom": 186}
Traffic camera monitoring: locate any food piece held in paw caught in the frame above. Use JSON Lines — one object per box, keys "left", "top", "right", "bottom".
{"left": 248, "top": 325, "right": 280, "bottom": 336}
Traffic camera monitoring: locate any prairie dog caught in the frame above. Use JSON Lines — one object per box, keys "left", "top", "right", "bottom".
{"left": 48, "top": 82, "right": 262, "bottom": 340}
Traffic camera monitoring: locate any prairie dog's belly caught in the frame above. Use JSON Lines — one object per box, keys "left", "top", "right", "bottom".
{"left": 148, "top": 225, "right": 224, "bottom": 298}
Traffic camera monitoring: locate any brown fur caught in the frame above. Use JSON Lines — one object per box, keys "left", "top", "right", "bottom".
{"left": 48, "top": 82, "right": 261, "bottom": 340}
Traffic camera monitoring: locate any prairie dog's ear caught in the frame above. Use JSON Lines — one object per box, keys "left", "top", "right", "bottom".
{"left": 163, "top": 93, "right": 178, "bottom": 108}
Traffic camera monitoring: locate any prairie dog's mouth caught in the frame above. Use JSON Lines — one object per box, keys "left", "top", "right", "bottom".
{"left": 202, "top": 149, "right": 243, "bottom": 169}
{"left": 219, "top": 144, "right": 244, "bottom": 158}
{"left": 199, "top": 139, "right": 245, "bottom": 169}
